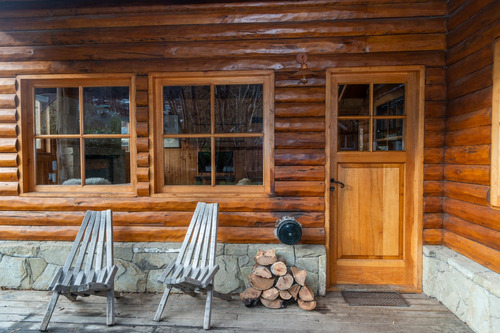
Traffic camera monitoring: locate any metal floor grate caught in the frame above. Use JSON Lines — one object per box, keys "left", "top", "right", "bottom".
{"left": 341, "top": 291, "right": 409, "bottom": 307}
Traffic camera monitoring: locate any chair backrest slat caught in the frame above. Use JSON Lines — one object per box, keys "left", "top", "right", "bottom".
{"left": 84, "top": 213, "right": 101, "bottom": 276}
{"left": 191, "top": 204, "right": 211, "bottom": 270}
{"left": 182, "top": 204, "right": 206, "bottom": 268}
{"left": 73, "top": 211, "right": 98, "bottom": 274}
{"left": 95, "top": 211, "right": 107, "bottom": 271}
{"left": 208, "top": 203, "right": 219, "bottom": 267}
{"left": 62, "top": 211, "right": 93, "bottom": 273}
{"left": 175, "top": 203, "right": 204, "bottom": 265}
{"left": 105, "top": 209, "right": 113, "bottom": 269}
{"left": 200, "top": 204, "right": 216, "bottom": 269}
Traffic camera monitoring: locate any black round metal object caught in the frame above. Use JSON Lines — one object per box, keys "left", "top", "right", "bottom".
{"left": 275, "top": 216, "right": 302, "bottom": 245}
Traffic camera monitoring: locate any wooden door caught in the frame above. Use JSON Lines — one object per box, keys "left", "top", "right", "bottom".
{"left": 326, "top": 67, "right": 424, "bottom": 292}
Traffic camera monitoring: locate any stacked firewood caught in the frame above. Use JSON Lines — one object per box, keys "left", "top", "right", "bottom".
{"left": 239, "top": 249, "right": 317, "bottom": 311}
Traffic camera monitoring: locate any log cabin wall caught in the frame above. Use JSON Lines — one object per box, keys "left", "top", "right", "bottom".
{"left": 444, "top": 0, "right": 500, "bottom": 274}
{"left": 0, "top": 1, "right": 447, "bottom": 245}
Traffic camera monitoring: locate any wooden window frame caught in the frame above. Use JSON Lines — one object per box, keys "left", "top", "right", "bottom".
{"left": 149, "top": 71, "right": 274, "bottom": 196}
{"left": 492, "top": 38, "right": 500, "bottom": 208}
{"left": 18, "top": 74, "right": 137, "bottom": 196}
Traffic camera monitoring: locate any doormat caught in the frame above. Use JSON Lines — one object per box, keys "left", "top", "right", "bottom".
{"left": 341, "top": 291, "right": 409, "bottom": 307}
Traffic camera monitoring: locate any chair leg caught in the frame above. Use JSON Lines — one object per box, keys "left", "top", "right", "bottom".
{"left": 203, "top": 288, "right": 214, "bottom": 330}
{"left": 154, "top": 286, "right": 171, "bottom": 322}
{"left": 39, "top": 292, "right": 60, "bottom": 331}
{"left": 106, "top": 289, "right": 115, "bottom": 326}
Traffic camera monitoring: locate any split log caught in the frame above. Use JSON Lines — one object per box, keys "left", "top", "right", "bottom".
{"left": 254, "top": 249, "right": 277, "bottom": 265}
{"left": 288, "top": 284, "right": 301, "bottom": 301}
{"left": 279, "top": 290, "right": 293, "bottom": 301}
{"left": 249, "top": 272, "right": 275, "bottom": 291}
{"left": 298, "top": 299, "right": 317, "bottom": 311}
{"left": 270, "top": 261, "right": 287, "bottom": 276}
{"left": 275, "top": 274, "right": 294, "bottom": 290}
{"left": 290, "top": 266, "right": 307, "bottom": 286}
{"left": 261, "top": 287, "right": 279, "bottom": 301}
{"left": 253, "top": 265, "right": 273, "bottom": 279}
{"left": 298, "top": 285, "right": 315, "bottom": 302}
{"left": 240, "top": 287, "right": 262, "bottom": 307}
{"left": 260, "top": 297, "right": 286, "bottom": 309}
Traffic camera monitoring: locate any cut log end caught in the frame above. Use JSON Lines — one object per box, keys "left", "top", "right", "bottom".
{"left": 270, "top": 261, "right": 287, "bottom": 276}
{"left": 298, "top": 299, "right": 317, "bottom": 311}
{"left": 275, "top": 273, "right": 294, "bottom": 290}
{"left": 260, "top": 297, "right": 286, "bottom": 309}
{"left": 254, "top": 249, "right": 277, "bottom": 266}
{"left": 240, "top": 287, "right": 262, "bottom": 307}
{"left": 298, "top": 284, "right": 315, "bottom": 302}
{"left": 249, "top": 272, "right": 275, "bottom": 291}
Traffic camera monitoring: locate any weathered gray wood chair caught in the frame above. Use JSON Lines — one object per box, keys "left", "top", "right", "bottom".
{"left": 40, "top": 210, "right": 118, "bottom": 331}
{"left": 154, "top": 202, "right": 230, "bottom": 329}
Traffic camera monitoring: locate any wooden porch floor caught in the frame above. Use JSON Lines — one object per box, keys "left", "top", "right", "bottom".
{"left": 0, "top": 290, "right": 472, "bottom": 332}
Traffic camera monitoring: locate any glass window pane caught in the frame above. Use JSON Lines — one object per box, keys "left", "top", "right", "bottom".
{"left": 338, "top": 84, "right": 370, "bottom": 116}
{"left": 374, "top": 84, "right": 405, "bottom": 116}
{"left": 214, "top": 84, "right": 263, "bottom": 134}
{"left": 34, "top": 88, "right": 79, "bottom": 135}
{"left": 83, "top": 87, "right": 129, "bottom": 134}
{"left": 216, "top": 137, "right": 263, "bottom": 185}
{"left": 163, "top": 86, "right": 211, "bottom": 134}
{"left": 164, "top": 137, "right": 210, "bottom": 185}
{"left": 84, "top": 138, "right": 130, "bottom": 184}
{"left": 35, "top": 138, "right": 80, "bottom": 185}
{"left": 373, "top": 119, "right": 405, "bottom": 151}
{"left": 338, "top": 119, "right": 369, "bottom": 151}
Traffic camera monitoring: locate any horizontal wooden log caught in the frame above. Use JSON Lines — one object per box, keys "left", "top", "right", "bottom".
{"left": 275, "top": 148, "right": 325, "bottom": 166}
{"left": 424, "top": 164, "right": 444, "bottom": 181}
{"left": 275, "top": 166, "right": 324, "bottom": 181}
{"left": 443, "top": 198, "right": 500, "bottom": 231}
{"left": 136, "top": 106, "right": 148, "bottom": 122}
{"left": 444, "top": 215, "right": 500, "bottom": 252}
{"left": 275, "top": 132, "right": 325, "bottom": 149}
{"left": 0, "top": 196, "right": 325, "bottom": 212}
{"left": 424, "top": 132, "right": 444, "bottom": 148}
{"left": 275, "top": 87, "right": 325, "bottom": 103}
{"left": 0, "top": 138, "right": 17, "bottom": 153}
{"left": 0, "top": 94, "right": 17, "bottom": 109}
{"left": 424, "top": 117, "right": 445, "bottom": 133}
{"left": 275, "top": 74, "right": 326, "bottom": 88}
{"left": 0, "top": 153, "right": 18, "bottom": 167}
{"left": 423, "top": 181, "right": 443, "bottom": 197}
{"left": 0, "top": 181, "right": 18, "bottom": 195}
{"left": 447, "top": 65, "right": 492, "bottom": 100}
{"left": 424, "top": 197, "right": 442, "bottom": 213}
{"left": 444, "top": 181, "right": 489, "bottom": 206}
{"left": 135, "top": 75, "right": 148, "bottom": 91}
{"left": 447, "top": 87, "right": 491, "bottom": 117}
{"left": 445, "top": 125, "right": 491, "bottom": 147}
{"left": 136, "top": 90, "right": 148, "bottom": 107}
{"left": 275, "top": 181, "right": 324, "bottom": 197}
{"left": 136, "top": 182, "right": 150, "bottom": 196}
{"left": 444, "top": 164, "right": 489, "bottom": 185}
{"left": 0, "top": 109, "right": 17, "bottom": 122}
{"left": 0, "top": 210, "right": 324, "bottom": 228}
{"left": 275, "top": 117, "right": 325, "bottom": 132}
{"left": 423, "top": 148, "right": 444, "bottom": 164}
{"left": 0, "top": 123, "right": 17, "bottom": 137}
{"left": 0, "top": 78, "right": 16, "bottom": 94}
{"left": 423, "top": 213, "right": 443, "bottom": 229}
{"left": 136, "top": 167, "right": 149, "bottom": 182}
{"left": 425, "top": 84, "right": 446, "bottom": 101}
{"left": 447, "top": 0, "right": 495, "bottom": 31}
{"left": 447, "top": 46, "right": 492, "bottom": 83}
{"left": 0, "top": 18, "right": 446, "bottom": 47}
{"left": 136, "top": 137, "right": 149, "bottom": 152}
{"left": 446, "top": 108, "right": 491, "bottom": 131}
{"left": 218, "top": 227, "right": 324, "bottom": 244}
{"left": 444, "top": 230, "right": 500, "bottom": 275}
{"left": 423, "top": 229, "right": 443, "bottom": 245}
{"left": 444, "top": 145, "right": 490, "bottom": 165}
{"left": 425, "top": 67, "right": 446, "bottom": 85}
{"left": 136, "top": 122, "right": 148, "bottom": 137}
{"left": 275, "top": 103, "right": 325, "bottom": 118}
{"left": 425, "top": 101, "right": 446, "bottom": 118}
{"left": 0, "top": 3, "right": 447, "bottom": 30}
{"left": 0, "top": 167, "right": 18, "bottom": 182}
{"left": 137, "top": 152, "right": 149, "bottom": 167}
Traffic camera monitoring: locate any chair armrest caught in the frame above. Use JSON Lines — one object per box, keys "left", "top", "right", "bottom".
{"left": 201, "top": 265, "right": 219, "bottom": 288}
{"left": 104, "top": 265, "right": 118, "bottom": 286}
{"left": 48, "top": 267, "right": 63, "bottom": 290}
{"left": 158, "top": 261, "right": 176, "bottom": 283}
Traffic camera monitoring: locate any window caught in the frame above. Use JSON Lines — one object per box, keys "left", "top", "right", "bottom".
{"left": 151, "top": 71, "right": 274, "bottom": 195}
{"left": 20, "top": 75, "right": 135, "bottom": 194}
{"left": 492, "top": 38, "right": 500, "bottom": 208}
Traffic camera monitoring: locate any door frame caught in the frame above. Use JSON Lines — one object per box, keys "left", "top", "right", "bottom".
{"left": 325, "top": 66, "right": 425, "bottom": 291}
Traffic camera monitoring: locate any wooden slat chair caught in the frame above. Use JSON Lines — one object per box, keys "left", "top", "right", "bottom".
{"left": 154, "top": 202, "right": 230, "bottom": 330}
{"left": 40, "top": 210, "right": 118, "bottom": 331}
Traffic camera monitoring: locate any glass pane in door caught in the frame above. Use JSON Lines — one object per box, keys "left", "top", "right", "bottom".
{"left": 338, "top": 84, "right": 370, "bottom": 116}
{"left": 338, "top": 119, "right": 369, "bottom": 152}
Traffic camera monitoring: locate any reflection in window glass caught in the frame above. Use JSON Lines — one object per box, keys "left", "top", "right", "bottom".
{"left": 84, "top": 138, "right": 130, "bottom": 185}
{"left": 163, "top": 86, "right": 211, "bottom": 134}
{"left": 373, "top": 119, "right": 405, "bottom": 151}
{"left": 374, "top": 84, "right": 405, "bottom": 116}
{"left": 338, "top": 84, "right": 370, "bottom": 116}
{"left": 338, "top": 119, "right": 369, "bottom": 151}
{"left": 163, "top": 138, "right": 210, "bottom": 186}
{"left": 215, "top": 137, "right": 263, "bottom": 185}
{"left": 84, "top": 87, "right": 129, "bottom": 135}
{"left": 214, "top": 84, "right": 263, "bottom": 133}
{"left": 34, "top": 88, "right": 79, "bottom": 135}
{"left": 35, "top": 138, "right": 80, "bottom": 185}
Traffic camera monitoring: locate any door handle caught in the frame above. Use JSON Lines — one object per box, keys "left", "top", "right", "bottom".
{"left": 330, "top": 178, "right": 345, "bottom": 191}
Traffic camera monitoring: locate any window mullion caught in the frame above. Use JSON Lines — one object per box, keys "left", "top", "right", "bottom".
{"left": 79, "top": 86, "right": 85, "bottom": 186}
{"left": 369, "top": 82, "right": 374, "bottom": 152}
{"left": 210, "top": 84, "right": 215, "bottom": 187}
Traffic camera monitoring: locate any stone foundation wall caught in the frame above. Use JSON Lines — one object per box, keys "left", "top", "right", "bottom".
{"left": 0, "top": 241, "right": 326, "bottom": 296}
{"left": 423, "top": 245, "right": 500, "bottom": 333}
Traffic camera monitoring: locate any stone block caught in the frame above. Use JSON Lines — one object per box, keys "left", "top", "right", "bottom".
{"left": 474, "top": 271, "right": 500, "bottom": 299}
{"left": 466, "top": 284, "right": 490, "bottom": 333}
{"left": 305, "top": 272, "right": 319, "bottom": 295}
{"left": 133, "top": 252, "right": 176, "bottom": 271}
{"left": 215, "top": 255, "right": 243, "bottom": 294}
{"left": 0, "top": 256, "right": 28, "bottom": 289}
{"left": 295, "top": 257, "right": 318, "bottom": 274}
{"left": 146, "top": 269, "right": 164, "bottom": 293}
{"left": 113, "top": 243, "right": 134, "bottom": 261}
{"left": 33, "top": 264, "right": 60, "bottom": 290}
{"left": 318, "top": 254, "right": 326, "bottom": 296}
{"left": 0, "top": 241, "right": 39, "bottom": 258}
{"left": 489, "top": 293, "right": 500, "bottom": 333}
{"left": 39, "top": 242, "right": 73, "bottom": 266}
{"left": 224, "top": 244, "right": 248, "bottom": 256}
{"left": 294, "top": 245, "right": 325, "bottom": 258}
{"left": 114, "top": 259, "right": 147, "bottom": 292}
{"left": 132, "top": 242, "right": 181, "bottom": 254}
{"left": 28, "top": 258, "right": 47, "bottom": 284}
